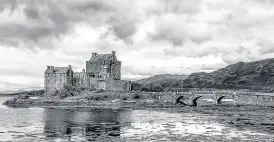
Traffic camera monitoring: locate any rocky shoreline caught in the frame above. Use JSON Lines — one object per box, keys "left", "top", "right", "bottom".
{"left": 2, "top": 95, "right": 185, "bottom": 108}
{"left": 4, "top": 91, "right": 274, "bottom": 108}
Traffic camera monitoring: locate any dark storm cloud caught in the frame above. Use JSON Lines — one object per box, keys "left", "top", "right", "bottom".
{"left": 0, "top": 0, "right": 139, "bottom": 48}
{"left": 24, "top": 5, "right": 39, "bottom": 19}
{"left": 110, "top": 18, "right": 137, "bottom": 44}
{"left": 0, "top": 0, "right": 75, "bottom": 48}
{"left": 0, "top": 0, "right": 17, "bottom": 15}
{"left": 0, "top": 23, "right": 55, "bottom": 47}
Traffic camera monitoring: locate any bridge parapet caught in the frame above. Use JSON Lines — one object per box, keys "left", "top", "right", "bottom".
{"left": 135, "top": 91, "right": 274, "bottom": 107}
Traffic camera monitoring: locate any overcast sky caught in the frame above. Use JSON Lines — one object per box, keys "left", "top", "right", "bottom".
{"left": 1, "top": 0, "right": 274, "bottom": 91}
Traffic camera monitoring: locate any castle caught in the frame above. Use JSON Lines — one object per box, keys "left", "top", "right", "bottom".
{"left": 44, "top": 51, "right": 131, "bottom": 96}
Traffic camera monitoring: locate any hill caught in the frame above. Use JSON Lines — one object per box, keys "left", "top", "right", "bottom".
{"left": 135, "top": 74, "right": 188, "bottom": 84}
{"left": 132, "top": 74, "right": 188, "bottom": 92}
{"left": 0, "top": 89, "right": 44, "bottom": 96}
{"left": 183, "top": 58, "right": 274, "bottom": 92}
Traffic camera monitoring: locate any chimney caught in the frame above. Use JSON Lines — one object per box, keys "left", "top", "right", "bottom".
{"left": 92, "top": 52, "right": 97, "bottom": 57}
{"left": 68, "top": 65, "right": 71, "bottom": 68}
{"left": 47, "top": 66, "right": 50, "bottom": 69}
{"left": 51, "top": 66, "right": 54, "bottom": 70}
{"left": 82, "top": 68, "right": 85, "bottom": 72}
{"left": 112, "top": 51, "right": 115, "bottom": 56}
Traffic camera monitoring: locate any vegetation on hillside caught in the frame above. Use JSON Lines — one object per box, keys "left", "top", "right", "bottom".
{"left": 1, "top": 89, "right": 44, "bottom": 96}
{"left": 135, "top": 74, "right": 188, "bottom": 85}
{"left": 183, "top": 58, "right": 274, "bottom": 92}
{"left": 133, "top": 58, "right": 274, "bottom": 93}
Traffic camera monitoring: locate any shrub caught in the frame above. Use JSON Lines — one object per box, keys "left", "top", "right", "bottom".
{"left": 133, "top": 93, "right": 142, "bottom": 99}
{"left": 140, "top": 83, "right": 164, "bottom": 92}
{"left": 57, "top": 83, "right": 79, "bottom": 99}
{"left": 94, "top": 96, "right": 101, "bottom": 101}
{"left": 122, "top": 97, "right": 128, "bottom": 101}
{"left": 95, "top": 89, "right": 104, "bottom": 93}
{"left": 18, "top": 94, "right": 30, "bottom": 100}
{"left": 103, "top": 95, "right": 109, "bottom": 100}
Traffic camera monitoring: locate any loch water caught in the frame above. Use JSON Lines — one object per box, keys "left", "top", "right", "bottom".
{"left": 0, "top": 96, "right": 273, "bottom": 142}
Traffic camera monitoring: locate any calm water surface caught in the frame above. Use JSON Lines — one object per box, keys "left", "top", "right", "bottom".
{"left": 0, "top": 96, "right": 273, "bottom": 142}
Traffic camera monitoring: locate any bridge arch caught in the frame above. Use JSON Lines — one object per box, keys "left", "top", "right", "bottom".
{"left": 192, "top": 96, "right": 202, "bottom": 107}
{"left": 176, "top": 96, "right": 187, "bottom": 105}
{"left": 217, "top": 96, "right": 226, "bottom": 104}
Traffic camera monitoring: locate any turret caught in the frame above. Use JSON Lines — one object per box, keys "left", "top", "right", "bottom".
{"left": 92, "top": 53, "right": 97, "bottom": 57}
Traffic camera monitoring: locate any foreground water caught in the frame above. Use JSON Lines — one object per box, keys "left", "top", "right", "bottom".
{"left": 0, "top": 96, "right": 273, "bottom": 142}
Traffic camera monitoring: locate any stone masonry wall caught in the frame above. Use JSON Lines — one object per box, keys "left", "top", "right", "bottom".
{"left": 45, "top": 73, "right": 67, "bottom": 97}
{"left": 105, "top": 78, "right": 131, "bottom": 91}
{"left": 73, "top": 72, "right": 87, "bottom": 88}
{"left": 111, "top": 61, "right": 121, "bottom": 80}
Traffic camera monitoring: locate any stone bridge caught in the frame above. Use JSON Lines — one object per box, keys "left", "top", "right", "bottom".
{"left": 142, "top": 91, "right": 274, "bottom": 107}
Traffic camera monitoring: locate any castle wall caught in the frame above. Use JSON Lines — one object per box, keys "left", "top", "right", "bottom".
{"left": 105, "top": 78, "right": 131, "bottom": 92}
{"left": 45, "top": 51, "right": 131, "bottom": 95}
{"left": 89, "top": 76, "right": 97, "bottom": 89}
{"left": 73, "top": 71, "right": 87, "bottom": 88}
{"left": 66, "top": 69, "right": 73, "bottom": 86}
{"left": 111, "top": 61, "right": 121, "bottom": 80}
{"left": 98, "top": 80, "right": 106, "bottom": 90}
{"left": 45, "top": 73, "right": 67, "bottom": 97}
{"left": 87, "top": 60, "right": 114, "bottom": 75}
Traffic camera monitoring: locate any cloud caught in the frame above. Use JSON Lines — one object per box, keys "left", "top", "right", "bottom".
{"left": 159, "top": 0, "right": 203, "bottom": 15}
{"left": 256, "top": 39, "right": 274, "bottom": 54}
{"left": 148, "top": 14, "right": 212, "bottom": 46}
{"left": 0, "top": 68, "right": 41, "bottom": 77}
{"left": 2, "top": 0, "right": 274, "bottom": 91}
{"left": 23, "top": 4, "right": 40, "bottom": 19}
{"left": 200, "top": 62, "right": 226, "bottom": 71}
{"left": 0, "top": 0, "right": 140, "bottom": 48}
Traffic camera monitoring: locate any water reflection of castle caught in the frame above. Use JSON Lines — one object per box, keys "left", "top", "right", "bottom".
{"left": 43, "top": 108, "right": 130, "bottom": 141}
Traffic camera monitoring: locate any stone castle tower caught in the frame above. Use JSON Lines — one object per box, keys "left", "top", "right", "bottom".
{"left": 44, "top": 51, "right": 131, "bottom": 96}
{"left": 44, "top": 65, "right": 73, "bottom": 97}
{"left": 86, "top": 51, "right": 122, "bottom": 90}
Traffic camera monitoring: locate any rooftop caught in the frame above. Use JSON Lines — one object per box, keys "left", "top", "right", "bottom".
{"left": 45, "top": 66, "right": 71, "bottom": 74}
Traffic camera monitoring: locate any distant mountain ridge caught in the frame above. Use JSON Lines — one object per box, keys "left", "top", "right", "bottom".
{"left": 183, "top": 58, "right": 274, "bottom": 92}
{"left": 0, "top": 89, "right": 44, "bottom": 96}
{"left": 135, "top": 74, "right": 189, "bottom": 84}
{"left": 133, "top": 58, "right": 274, "bottom": 92}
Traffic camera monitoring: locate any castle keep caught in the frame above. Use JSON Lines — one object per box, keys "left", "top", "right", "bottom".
{"left": 44, "top": 51, "right": 131, "bottom": 96}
